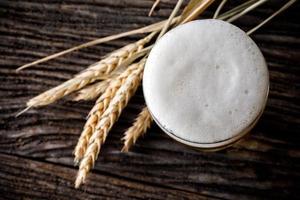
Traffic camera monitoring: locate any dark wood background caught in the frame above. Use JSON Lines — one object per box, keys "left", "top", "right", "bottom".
{"left": 0, "top": 0, "right": 299, "bottom": 199}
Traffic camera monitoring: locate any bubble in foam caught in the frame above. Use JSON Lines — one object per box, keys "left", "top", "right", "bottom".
{"left": 143, "top": 19, "right": 269, "bottom": 148}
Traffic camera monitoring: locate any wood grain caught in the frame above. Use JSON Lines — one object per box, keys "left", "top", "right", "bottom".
{"left": 0, "top": 0, "right": 299, "bottom": 199}
{"left": 0, "top": 153, "right": 212, "bottom": 200}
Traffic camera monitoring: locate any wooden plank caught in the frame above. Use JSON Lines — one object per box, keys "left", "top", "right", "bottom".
{"left": 0, "top": 0, "right": 300, "bottom": 199}
{"left": 0, "top": 153, "right": 212, "bottom": 200}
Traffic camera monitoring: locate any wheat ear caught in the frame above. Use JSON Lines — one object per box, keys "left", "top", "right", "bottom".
{"left": 75, "top": 60, "right": 145, "bottom": 188}
{"left": 72, "top": 80, "right": 110, "bottom": 101}
{"left": 73, "top": 62, "right": 144, "bottom": 163}
{"left": 121, "top": 107, "right": 152, "bottom": 152}
{"left": 26, "top": 34, "right": 154, "bottom": 108}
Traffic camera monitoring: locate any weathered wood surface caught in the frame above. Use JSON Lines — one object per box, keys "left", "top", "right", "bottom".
{"left": 0, "top": 0, "right": 299, "bottom": 199}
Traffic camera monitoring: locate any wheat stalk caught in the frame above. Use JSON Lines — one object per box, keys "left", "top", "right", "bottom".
{"left": 213, "top": 0, "right": 228, "bottom": 19}
{"left": 121, "top": 107, "right": 152, "bottom": 152}
{"left": 73, "top": 62, "right": 145, "bottom": 163}
{"left": 16, "top": 18, "right": 179, "bottom": 71}
{"left": 157, "top": 0, "right": 184, "bottom": 39}
{"left": 179, "top": 0, "right": 215, "bottom": 24}
{"left": 227, "top": 0, "right": 268, "bottom": 23}
{"left": 149, "top": 0, "right": 161, "bottom": 16}
{"left": 75, "top": 60, "right": 145, "bottom": 188}
{"left": 25, "top": 34, "right": 154, "bottom": 109}
{"left": 246, "top": 0, "right": 297, "bottom": 35}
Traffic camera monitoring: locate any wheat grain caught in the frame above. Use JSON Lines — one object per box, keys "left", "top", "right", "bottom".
{"left": 26, "top": 34, "right": 153, "bottom": 108}
{"left": 75, "top": 60, "right": 145, "bottom": 188}
{"left": 72, "top": 80, "right": 111, "bottom": 101}
{"left": 121, "top": 107, "right": 152, "bottom": 152}
{"left": 73, "top": 62, "right": 144, "bottom": 163}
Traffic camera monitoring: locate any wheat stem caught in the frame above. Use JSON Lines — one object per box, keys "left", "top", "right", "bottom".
{"left": 16, "top": 17, "right": 180, "bottom": 71}
{"left": 157, "top": 0, "right": 184, "bottom": 39}
{"left": 227, "top": 0, "right": 269, "bottom": 23}
{"left": 217, "top": 0, "right": 256, "bottom": 20}
{"left": 73, "top": 62, "right": 145, "bottom": 163}
{"left": 121, "top": 107, "right": 152, "bottom": 152}
{"left": 180, "top": 0, "right": 215, "bottom": 24}
{"left": 149, "top": 0, "right": 161, "bottom": 16}
{"left": 213, "top": 0, "right": 228, "bottom": 19}
{"left": 75, "top": 60, "right": 145, "bottom": 188}
{"left": 247, "top": 0, "right": 297, "bottom": 35}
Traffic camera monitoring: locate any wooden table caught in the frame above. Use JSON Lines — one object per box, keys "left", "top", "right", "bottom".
{"left": 0, "top": 0, "right": 299, "bottom": 199}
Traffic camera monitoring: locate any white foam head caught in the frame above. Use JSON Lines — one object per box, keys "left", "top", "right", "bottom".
{"left": 143, "top": 19, "right": 269, "bottom": 146}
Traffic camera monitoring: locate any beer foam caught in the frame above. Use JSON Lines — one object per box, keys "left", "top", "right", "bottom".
{"left": 143, "top": 19, "right": 269, "bottom": 144}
